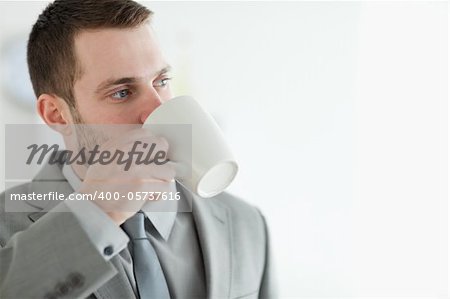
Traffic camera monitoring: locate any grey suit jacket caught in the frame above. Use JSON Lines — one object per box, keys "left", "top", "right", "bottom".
{"left": 0, "top": 161, "right": 277, "bottom": 299}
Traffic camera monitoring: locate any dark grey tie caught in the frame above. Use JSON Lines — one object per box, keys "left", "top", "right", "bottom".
{"left": 121, "top": 211, "right": 171, "bottom": 299}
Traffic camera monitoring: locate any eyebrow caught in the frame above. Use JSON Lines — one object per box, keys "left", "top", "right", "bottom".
{"left": 95, "top": 65, "right": 172, "bottom": 94}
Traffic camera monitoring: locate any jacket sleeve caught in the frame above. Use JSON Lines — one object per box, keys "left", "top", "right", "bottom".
{"left": 258, "top": 212, "right": 278, "bottom": 299}
{"left": 0, "top": 199, "right": 129, "bottom": 299}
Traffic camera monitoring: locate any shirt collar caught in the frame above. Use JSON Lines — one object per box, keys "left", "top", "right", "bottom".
{"left": 62, "top": 164, "right": 177, "bottom": 240}
{"left": 62, "top": 163, "right": 82, "bottom": 191}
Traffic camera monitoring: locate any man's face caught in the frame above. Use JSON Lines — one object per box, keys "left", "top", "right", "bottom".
{"left": 72, "top": 24, "right": 172, "bottom": 125}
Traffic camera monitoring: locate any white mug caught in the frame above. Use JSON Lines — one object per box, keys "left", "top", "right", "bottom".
{"left": 144, "top": 96, "right": 238, "bottom": 198}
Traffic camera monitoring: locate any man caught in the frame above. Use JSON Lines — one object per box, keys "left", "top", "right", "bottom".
{"left": 0, "top": 0, "right": 276, "bottom": 298}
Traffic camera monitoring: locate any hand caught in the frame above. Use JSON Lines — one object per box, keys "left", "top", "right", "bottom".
{"left": 78, "top": 128, "right": 175, "bottom": 225}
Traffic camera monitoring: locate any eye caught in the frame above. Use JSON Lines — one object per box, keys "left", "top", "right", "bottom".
{"left": 153, "top": 78, "right": 172, "bottom": 88}
{"left": 111, "top": 89, "right": 131, "bottom": 101}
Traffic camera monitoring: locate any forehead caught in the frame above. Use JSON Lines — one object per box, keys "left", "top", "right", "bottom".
{"left": 74, "top": 25, "right": 166, "bottom": 83}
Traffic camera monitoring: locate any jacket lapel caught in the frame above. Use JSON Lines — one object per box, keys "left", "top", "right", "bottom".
{"left": 92, "top": 255, "right": 136, "bottom": 299}
{"left": 191, "top": 192, "right": 232, "bottom": 298}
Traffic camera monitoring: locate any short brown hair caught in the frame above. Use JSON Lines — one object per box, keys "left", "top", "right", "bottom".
{"left": 27, "top": 0, "right": 152, "bottom": 111}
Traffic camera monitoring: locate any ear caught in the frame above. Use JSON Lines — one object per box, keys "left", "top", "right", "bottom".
{"left": 37, "top": 94, "right": 74, "bottom": 134}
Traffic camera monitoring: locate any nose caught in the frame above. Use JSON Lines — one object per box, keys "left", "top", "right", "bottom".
{"left": 139, "top": 89, "right": 163, "bottom": 124}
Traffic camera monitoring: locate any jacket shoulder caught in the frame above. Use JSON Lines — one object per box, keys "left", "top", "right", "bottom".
{"left": 208, "top": 192, "right": 268, "bottom": 245}
{"left": 0, "top": 182, "right": 37, "bottom": 246}
{"left": 215, "top": 191, "right": 264, "bottom": 220}
{"left": 0, "top": 182, "right": 36, "bottom": 212}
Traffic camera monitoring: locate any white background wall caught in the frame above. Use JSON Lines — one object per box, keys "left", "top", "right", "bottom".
{"left": 0, "top": 1, "right": 448, "bottom": 298}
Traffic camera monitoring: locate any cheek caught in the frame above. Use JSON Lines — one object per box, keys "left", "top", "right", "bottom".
{"left": 75, "top": 98, "right": 142, "bottom": 124}
{"left": 73, "top": 99, "right": 105, "bottom": 123}
{"left": 72, "top": 84, "right": 99, "bottom": 122}
{"left": 73, "top": 91, "right": 131, "bottom": 124}
{"left": 85, "top": 106, "right": 138, "bottom": 124}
